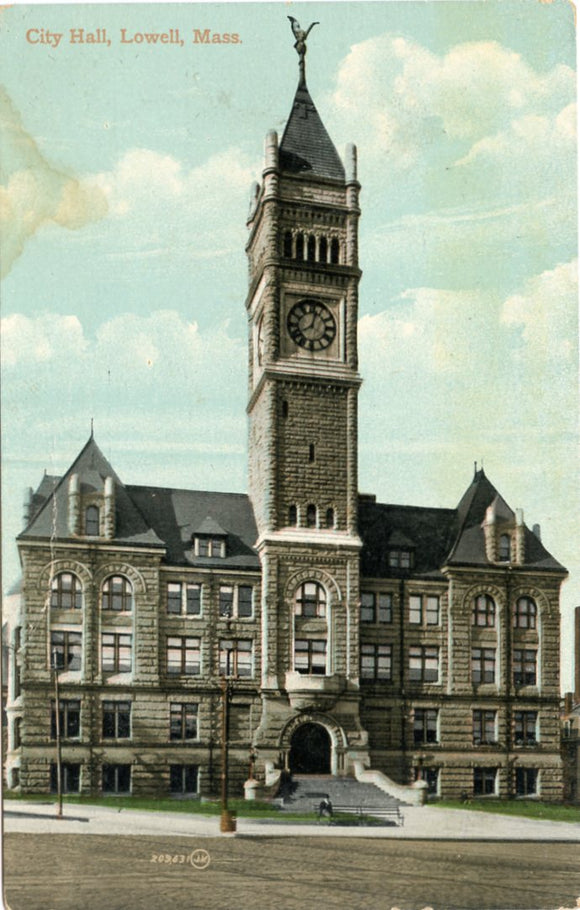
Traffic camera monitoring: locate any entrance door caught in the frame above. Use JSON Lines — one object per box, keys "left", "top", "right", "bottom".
{"left": 289, "top": 723, "right": 331, "bottom": 774}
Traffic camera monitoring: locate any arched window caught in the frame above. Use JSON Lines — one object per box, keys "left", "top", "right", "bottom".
{"left": 307, "top": 234, "right": 316, "bottom": 262}
{"left": 102, "top": 575, "right": 133, "bottom": 612}
{"left": 306, "top": 504, "right": 317, "bottom": 528}
{"left": 51, "top": 572, "right": 82, "bottom": 610}
{"left": 330, "top": 238, "right": 340, "bottom": 264}
{"left": 283, "top": 231, "right": 293, "bottom": 258}
{"left": 472, "top": 594, "right": 496, "bottom": 628}
{"left": 288, "top": 505, "right": 297, "bottom": 526}
{"left": 85, "top": 505, "right": 100, "bottom": 536}
{"left": 513, "top": 596, "right": 537, "bottom": 630}
{"left": 319, "top": 236, "right": 328, "bottom": 263}
{"left": 295, "top": 581, "right": 327, "bottom": 618}
{"left": 295, "top": 233, "right": 304, "bottom": 260}
{"left": 325, "top": 508, "right": 335, "bottom": 529}
{"left": 498, "top": 534, "right": 511, "bottom": 561}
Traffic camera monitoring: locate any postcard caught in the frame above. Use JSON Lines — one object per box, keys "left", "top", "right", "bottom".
{"left": 1, "top": 2, "right": 578, "bottom": 908}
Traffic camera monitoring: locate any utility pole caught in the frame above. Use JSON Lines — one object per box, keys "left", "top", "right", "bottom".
{"left": 52, "top": 649, "right": 63, "bottom": 818}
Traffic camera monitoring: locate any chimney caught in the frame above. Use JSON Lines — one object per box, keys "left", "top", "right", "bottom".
{"left": 68, "top": 474, "right": 81, "bottom": 536}
{"left": 514, "top": 508, "right": 525, "bottom": 565}
{"left": 532, "top": 523, "right": 541, "bottom": 540}
{"left": 104, "top": 476, "right": 115, "bottom": 539}
{"left": 23, "top": 487, "right": 34, "bottom": 527}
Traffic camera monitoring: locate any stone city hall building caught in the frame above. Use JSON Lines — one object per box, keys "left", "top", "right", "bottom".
{"left": 5, "top": 43, "right": 567, "bottom": 803}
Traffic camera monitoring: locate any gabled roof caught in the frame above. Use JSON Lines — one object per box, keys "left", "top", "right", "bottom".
{"left": 279, "top": 83, "right": 345, "bottom": 181}
{"left": 192, "top": 515, "right": 229, "bottom": 537}
{"left": 18, "top": 436, "right": 163, "bottom": 549}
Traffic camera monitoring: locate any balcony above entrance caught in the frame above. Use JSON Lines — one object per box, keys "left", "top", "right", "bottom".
{"left": 284, "top": 671, "right": 345, "bottom": 710}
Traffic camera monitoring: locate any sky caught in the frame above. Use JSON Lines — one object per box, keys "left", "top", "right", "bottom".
{"left": 1, "top": 0, "right": 578, "bottom": 689}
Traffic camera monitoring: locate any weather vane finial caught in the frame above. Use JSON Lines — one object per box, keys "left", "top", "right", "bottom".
{"left": 287, "top": 16, "right": 319, "bottom": 87}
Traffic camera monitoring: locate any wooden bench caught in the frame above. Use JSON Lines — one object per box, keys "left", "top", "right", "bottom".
{"left": 314, "top": 803, "right": 404, "bottom": 826}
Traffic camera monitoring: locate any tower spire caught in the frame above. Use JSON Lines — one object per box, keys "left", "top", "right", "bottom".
{"left": 287, "top": 16, "right": 319, "bottom": 88}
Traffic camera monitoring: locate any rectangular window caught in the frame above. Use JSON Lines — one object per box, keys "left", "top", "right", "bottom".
{"left": 360, "top": 643, "right": 392, "bottom": 680}
{"left": 102, "top": 763, "right": 131, "bottom": 794}
{"left": 101, "top": 633, "right": 132, "bottom": 674}
{"left": 361, "top": 592, "right": 392, "bottom": 623}
{"left": 167, "top": 582, "right": 202, "bottom": 616}
{"left": 515, "top": 767, "right": 538, "bottom": 796}
{"left": 237, "top": 586, "right": 253, "bottom": 618}
{"left": 51, "top": 699, "right": 81, "bottom": 739}
{"left": 50, "top": 762, "right": 80, "bottom": 794}
{"left": 170, "top": 703, "right": 198, "bottom": 741}
{"left": 169, "top": 764, "right": 199, "bottom": 795}
{"left": 473, "top": 767, "right": 497, "bottom": 796}
{"left": 102, "top": 701, "right": 131, "bottom": 739}
{"left": 219, "top": 586, "right": 234, "bottom": 618}
{"left": 219, "top": 639, "right": 253, "bottom": 677}
{"left": 50, "top": 630, "right": 82, "bottom": 671}
{"left": 413, "top": 708, "right": 438, "bottom": 744}
{"left": 514, "top": 711, "right": 538, "bottom": 745}
{"left": 409, "top": 595, "right": 440, "bottom": 626}
{"left": 166, "top": 636, "right": 201, "bottom": 676}
{"left": 471, "top": 648, "right": 496, "bottom": 685}
{"left": 513, "top": 649, "right": 537, "bottom": 686}
{"left": 472, "top": 709, "right": 497, "bottom": 745}
{"left": 14, "top": 717, "right": 21, "bottom": 748}
{"left": 294, "top": 639, "right": 327, "bottom": 675}
{"left": 409, "top": 646, "right": 439, "bottom": 683}
{"left": 198, "top": 538, "right": 210, "bottom": 557}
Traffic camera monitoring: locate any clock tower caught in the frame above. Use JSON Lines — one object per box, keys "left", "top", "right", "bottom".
{"left": 246, "top": 33, "right": 369, "bottom": 774}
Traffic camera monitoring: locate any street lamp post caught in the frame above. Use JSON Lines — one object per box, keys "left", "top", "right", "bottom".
{"left": 52, "top": 649, "right": 63, "bottom": 819}
{"left": 220, "top": 642, "right": 236, "bottom": 833}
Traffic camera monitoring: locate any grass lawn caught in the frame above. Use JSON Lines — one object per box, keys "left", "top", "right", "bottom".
{"left": 433, "top": 798, "right": 580, "bottom": 824}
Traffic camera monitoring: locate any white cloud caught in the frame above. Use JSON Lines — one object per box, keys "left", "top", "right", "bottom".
{"left": 501, "top": 259, "right": 578, "bottom": 362}
{"left": 90, "top": 147, "right": 258, "bottom": 260}
{"left": 329, "top": 35, "right": 575, "bottom": 177}
{"left": 0, "top": 313, "right": 87, "bottom": 367}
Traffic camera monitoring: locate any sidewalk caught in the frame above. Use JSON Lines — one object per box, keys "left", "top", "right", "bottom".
{"left": 4, "top": 800, "right": 580, "bottom": 840}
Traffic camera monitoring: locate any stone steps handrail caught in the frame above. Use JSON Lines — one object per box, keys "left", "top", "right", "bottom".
{"left": 352, "top": 760, "right": 427, "bottom": 806}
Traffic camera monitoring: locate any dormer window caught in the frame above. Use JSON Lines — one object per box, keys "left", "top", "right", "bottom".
{"left": 85, "top": 505, "right": 100, "bottom": 536}
{"left": 194, "top": 536, "right": 225, "bottom": 558}
{"left": 388, "top": 549, "right": 413, "bottom": 569}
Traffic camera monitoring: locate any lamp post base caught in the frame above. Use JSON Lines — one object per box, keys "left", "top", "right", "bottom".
{"left": 220, "top": 810, "right": 237, "bottom": 833}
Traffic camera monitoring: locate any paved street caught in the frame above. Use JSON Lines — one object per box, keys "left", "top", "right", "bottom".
{"left": 4, "top": 832, "right": 580, "bottom": 910}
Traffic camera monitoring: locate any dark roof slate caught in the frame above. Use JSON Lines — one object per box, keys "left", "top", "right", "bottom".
{"left": 279, "top": 83, "right": 345, "bottom": 181}
{"left": 359, "top": 499, "right": 457, "bottom": 580}
{"left": 126, "top": 486, "right": 259, "bottom": 570}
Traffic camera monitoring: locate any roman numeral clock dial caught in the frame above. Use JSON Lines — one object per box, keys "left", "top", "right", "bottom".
{"left": 287, "top": 299, "right": 336, "bottom": 352}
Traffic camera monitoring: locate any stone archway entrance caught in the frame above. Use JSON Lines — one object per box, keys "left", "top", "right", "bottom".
{"left": 289, "top": 722, "right": 331, "bottom": 774}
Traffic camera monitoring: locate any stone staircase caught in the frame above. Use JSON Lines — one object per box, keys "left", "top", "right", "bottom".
{"left": 275, "top": 775, "right": 407, "bottom": 812}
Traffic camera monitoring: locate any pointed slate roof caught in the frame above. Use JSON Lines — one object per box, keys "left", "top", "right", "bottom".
{"left": 447, "top": 469, "right": 566, "bottom": 572}
{"left": 279, "top": 83, "right": 345, "bottom": 181}
{"left": 18, "top": 436, "right": 163, "bottom": 549}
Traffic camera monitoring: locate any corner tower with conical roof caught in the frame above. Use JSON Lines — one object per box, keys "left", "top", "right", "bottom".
{"left": 245, "top": 27, "right": 369, "bottom": 771}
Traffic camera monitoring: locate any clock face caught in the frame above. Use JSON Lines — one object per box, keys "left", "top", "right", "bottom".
{"left": 287, "top": 299, "right": 336, "bottom": 351}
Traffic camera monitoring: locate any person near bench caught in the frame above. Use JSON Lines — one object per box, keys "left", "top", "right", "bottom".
{"left": 318, "top": 797, "right": 333, "bottom": 819}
